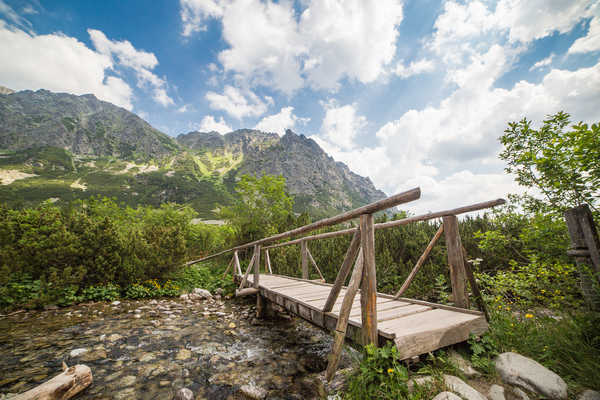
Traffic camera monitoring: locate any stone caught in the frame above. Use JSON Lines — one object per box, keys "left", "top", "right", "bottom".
{"left": 512, "top": 387, "right": 530, "bottom": 400}
{"left": 228, "top": 322, "right": 236, "bottom": 329}
{"left": 174, "top": 388, "right": 194, "bottom": 400}
{"left": 443, "top": 375, "right": 487, "bottom": 400}
{"left": 176, "top": 348, "right": 192, "bottom": 360}
{"left": 495, "top": 352, "right": 567, "bottom": 399}
{"left": 407, "top": 376, "right": 434, "bottom": 392}
{"left": 107, "top": 333, "right": 123, "bottom": 342}
{"left": 488, "top": 384, "right": 506, "bottom": 400}
{"left": 448, "top": 350, "right": 480, "bottom": 378}
{"left": 79, "top": 348, "right": 107, "bottom": 362}
{"left": 240, "top": 383, "right": 268, "bottom": 399}
{"left": 192, "top": 288, "right": 212, "bottom": 299}
{"left": 114, "top": 387, "right": 136, "bottom": 400}
{"left": 138, "top": 353, "right": 155, "bottom": 362}
{"left": 111, "top": 301, "right": 121, "bottom": 306}
{"left": 432, "top": 392, "right": 463, "bottom": 400}
{"left": 159, "top": 380, "right": 171, "bottom": 387}
{"left": 69, "top": 348, "right": 89, "bottom": 357}
{"left": 579, "top": 390, "right": 600, "bottom": 400}
{"left": 119, "top": 375, "right": 137, "bottom": 387}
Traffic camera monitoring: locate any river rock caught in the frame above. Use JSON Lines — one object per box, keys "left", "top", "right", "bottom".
{"left": 443, "top": 375, "right": 487, "bottom": 400}
{"left": 111, "top": 301, "right": 121, "bottom": 306}
{"left": 488, "top": 384, "right": 506, "bottom": 400}
{"left": 448, "top": 350, "right": 480, "bottom": 377}
{"left": 432, "top": 392, "right": 462, "bottom": 400}
{"left": 495, "top": 352, "right": 567, "bottom": 399}
{"left": 240, "top": 383, "right": 267, "bottom": 399}
{"left": 512, "top": 387, "right": 530, "bottom": 400}
{"left": 407, "top": 376, "right": 434, "bottom": 392}
{"left": 119, "top": 375, "right": 137, "bottom": 387}
{"left": 69, "top": 348, "right": 89, "bottom": 357}
{"left": 176, "top": 348, "right": 192, "bottom": 360}
{"left": 192, "top": 288, "right": 212, "bottom": 299}
{"left": 579, "top": 390, "right": 600, "bottom": 400}
{"left": 173, "top": 388, "right": 194, "bottom": 400}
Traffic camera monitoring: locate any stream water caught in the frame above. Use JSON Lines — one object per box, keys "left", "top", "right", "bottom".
{"left": 0, "top": 297, "right": 354, "bottom": 399}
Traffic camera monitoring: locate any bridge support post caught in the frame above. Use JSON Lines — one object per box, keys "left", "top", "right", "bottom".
{"left": 443, "top": 215, "right": 469, "bottom": 309}
{"left": 301, "top": 240, "right": 309, "bottom": 279}
{"left": 360, "top": 213, "right": 378, "bottom": 346}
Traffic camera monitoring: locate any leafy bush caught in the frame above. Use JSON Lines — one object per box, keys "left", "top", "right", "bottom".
{"left": 81, "top": 284, "right": 121, "bottom": 302}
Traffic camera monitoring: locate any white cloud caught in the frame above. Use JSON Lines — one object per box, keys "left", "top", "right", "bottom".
{"left": 319, "top": 101, "right": 367, "bottom": 151}
{"left": 393, "top": 59, "right": 435, "bottom": 78}
{"left": 205, "top": 85, "right": 269, "bottom": 119}
{"left": 182, "top": 0, "right": 404, "bottom": 93}
{"left": 0, "top": 21, "right": 133, "bottom": 109}
{"left": 180, "top": 0, "right": 225, "bottom": 37}
{"left": 569, "top": 17, "right": 600, "bottom": 54}
{"left": 529, "top": 54, "right": 554, "bottom": 71}
{"left": 177, "top": 104, "right": 192, "bottom": 113}
{"left": 88, "top": 29, "right": 174, "bottom": 106}
{"left": 197, "top": 115, "right": 231, "bottom": 134}
{"left": 0, "top": 0, "right": 32, "bottom": 31}
{"left": 254, "top": 106, "right": 309, "bottom": 136}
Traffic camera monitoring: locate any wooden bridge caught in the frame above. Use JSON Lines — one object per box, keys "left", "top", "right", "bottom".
{"left": 189, "top": 187, "right": 504, "bottom": 379}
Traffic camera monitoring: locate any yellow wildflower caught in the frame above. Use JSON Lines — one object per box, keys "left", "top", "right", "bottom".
{"left": 387, "top": 368, "right": 394, "bottom": 374}
{"left": 525, "top": 313, "right": 533, "bottom": 319}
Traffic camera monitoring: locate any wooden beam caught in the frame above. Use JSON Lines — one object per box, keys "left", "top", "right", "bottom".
{"left": 234, "top": 251, "right": 242, "bottom": 275}
{"left": 301, "top": 240, "right": 309, "bottom": 279}
{"left": 253, "top": 244, "right": 261, "bottom": 289}
{"left": 360, "top": 214, "right": 378, "bottom": 346}
{"left": 236, "top": 287, "right": 259, "bottom": 297}
{"left": 395, "top": 224, "right": 444, "bottom": 298}
{"left": 222, "top": 255, "right": 235, "bottom": 278}
{"left": 462, "top": 246, "right": 489, "bottom": 321}
{"left": 262, "top": 198, "right": 506, "bottom": 251}
{"left": 443, "top": 215, "right": 469, "bottom": 309}
{"left": 239, "top": 251, "right": 256, "bottom": 289}
{"left": 307, "top": 247, "right": 325, "bottom": 282}
{"left": 323, "top": 230, "right": 361, "bottom": 312}
{"left": 326, "top": 248, "right": 364, "bottom": 381}
{"left": 265, "top": 249, "right": 273, "bottom": 274}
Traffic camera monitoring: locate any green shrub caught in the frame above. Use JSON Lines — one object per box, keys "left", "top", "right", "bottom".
{"left": 81, "top": 284, "right": 121, "bottom": 302}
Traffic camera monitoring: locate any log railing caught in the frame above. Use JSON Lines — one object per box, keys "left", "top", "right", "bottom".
{"left": 190, "top": 189, "right": 505, "bottom": 380}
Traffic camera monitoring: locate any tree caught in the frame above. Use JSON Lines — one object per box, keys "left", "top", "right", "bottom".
{"left": 219, "top": 174, "right": 294, "bottom": 242}
{"left": 500, "top": 111, "right": 599, "bottom": 215}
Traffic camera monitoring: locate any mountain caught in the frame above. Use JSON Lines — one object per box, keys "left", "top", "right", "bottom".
{"left": 0, "top": 89, "right": 178, "bottom": 160}
{"left": 0, "top": 89, "right": 386, "bottom": 217}
{"left": 177, "top": 129, "right": 386, "bottom": 213}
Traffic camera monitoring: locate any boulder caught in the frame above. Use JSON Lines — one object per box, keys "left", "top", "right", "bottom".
{"left": 239, "top": 383, "right": 267, "bottom": 399}
{"left": 443, "top": 375, "right": 487, "bottom": 400}
{"left": 432, "top": 392, "right": 462, "bottom": 400}
{"left": 579, "top": 390, "right": 600, "bottom": 400}
{"left": 69, "top": 348, "right": 88, "bottom": 357}
{"left": 192, "top": 288, "right": 212, "bottom": 299}
{"left": 488, "top": 384, "right": 506, "bottom": 400}
{"left": 495, "top": 352, "right": 567, "bottom": 399}
{"left": 512, "top": 387, "right": 530, "bottom": 400}
{"left": 448, "top": 350, "right": 480, "bottom": 378}
{"left": 173, "top": 388, "right": 194, "bottom": 400}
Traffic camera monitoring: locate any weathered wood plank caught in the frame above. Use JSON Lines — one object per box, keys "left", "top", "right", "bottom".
{"left": 265, "top": 249, "right": 273, "bottom": 274}
{"left": 253, "top": 245, "right": 261, "bottom": 289}
{"left": 239, "top": 251, "right": 256, "bottom": 289}
{"left": 443, "top": 215, "right": 469, "bottom": 309}
{"left": 234, "top": 251, "right": 242, "bottom": 275}
{"left": 360, "top": 214, "right": 378, "bottom": 345}
{"left": 390, "top": 309, "right": 488, "bottom": 360}
{"left": 323, "top": 230, "right": 361, "bottom": 312}
{"left": 301, "top": 240, "right": 309, "bottom": 279}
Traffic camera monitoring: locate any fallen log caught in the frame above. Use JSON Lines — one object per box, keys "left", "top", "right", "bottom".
{"left": 13, "top": 364, "right": 92, "bottom": 400}
{"left": 235, "top": 287, "right": 259, "bottom": 297}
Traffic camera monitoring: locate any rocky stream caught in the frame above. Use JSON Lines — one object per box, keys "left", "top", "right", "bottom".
{"left": 0, "top": 295, "right": 354, "bottom": 400}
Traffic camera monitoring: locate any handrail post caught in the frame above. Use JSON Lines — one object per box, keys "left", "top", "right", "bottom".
{"left": 253, "top": 244, "right": 261, "bottom": 289}
{"left": 443, "top": 215, "right": 469, "bottom": 309}
{"left": 323, "top": 230, "right": 361, "bottom": 312}
{"left": 360, "top": 213, "right": 378, "bottom": 346}
{"left": 301, "top": 240, "right": 309, "bottom": 279}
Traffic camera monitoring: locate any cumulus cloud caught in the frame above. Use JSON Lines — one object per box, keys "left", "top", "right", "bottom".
{"left": 529, "top": 54, "right": 554, "bottom": 71}
{"left": 569, "top": 17, "right": 600, "bottom": 54}
{"left": 254, "top": 106, "right": 309, "bottom": 136}
{"left": 205, "top": 85, "right": 269, "bottom": 119}
{"left": 88, "top": 29, "right": 174, "bottom": 106}
{"left": 180, "top": 0, "right": 404, "bottom": 93}
{"left": 319, "top": 101, "right": 367, "bottom": 151}
{"left": 197, "top": 115, "right": 231, "bottom": 134}
{"left": 393, "top": 59, "right": 435, "bottom": 78}
{"left": 0, "top": 21, "right": 133, "bottom": 109}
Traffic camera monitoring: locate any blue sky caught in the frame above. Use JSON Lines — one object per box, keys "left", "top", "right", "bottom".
{"left": 0, "top": 0, "right": 599, "bottom": 212}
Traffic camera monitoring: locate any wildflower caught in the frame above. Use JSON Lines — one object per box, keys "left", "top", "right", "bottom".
{"left": 505, "top": 306, "right": 511, "bottom": 311}
{"left": 525, "top": 313, "right": 533, "bottom": 319}
{"left": 387, "top": 368, "right": 394, "bottom": 374}
{"left": 498, "top": 305, "right": 502, "bottom": 309}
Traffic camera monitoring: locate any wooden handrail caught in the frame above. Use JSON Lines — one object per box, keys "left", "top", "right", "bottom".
{"left": 185, "top": 187, "right": 421, "bottom": 265}
{"left": 262, "top": 198, "right": 505, "bottom": 250}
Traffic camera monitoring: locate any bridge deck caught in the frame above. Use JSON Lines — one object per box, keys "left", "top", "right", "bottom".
{"left": 244, "top": 274, "right": 488, "bottom": 360}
